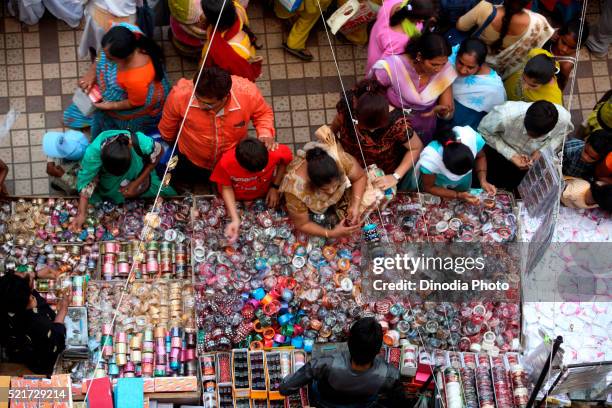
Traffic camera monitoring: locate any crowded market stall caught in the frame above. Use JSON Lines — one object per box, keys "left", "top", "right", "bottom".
{"left": 0, "top": 191, "right": 558, "bottom": 407}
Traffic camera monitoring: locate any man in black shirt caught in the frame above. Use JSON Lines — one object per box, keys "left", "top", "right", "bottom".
{"left": 0, "top": 272, "right": 69, "bottom": 375}
{"left": 280, "top": 317, "right": 403, "bottom": 408}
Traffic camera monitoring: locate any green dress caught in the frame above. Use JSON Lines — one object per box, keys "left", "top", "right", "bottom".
{"left": 76, "top": 130, "right": 176, "bottom": 203}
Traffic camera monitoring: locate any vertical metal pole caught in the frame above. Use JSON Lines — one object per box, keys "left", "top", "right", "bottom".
{"left": 526, "top": 336, "right": 564, "bottom": 408}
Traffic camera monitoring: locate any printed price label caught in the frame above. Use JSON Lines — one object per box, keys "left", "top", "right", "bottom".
{"left": 2, "top": 387, "right": 70, "bottom": 403}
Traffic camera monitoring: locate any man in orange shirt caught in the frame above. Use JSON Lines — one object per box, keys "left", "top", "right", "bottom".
{"left": 159, "top": 67, "right": 276, "bottom": 192}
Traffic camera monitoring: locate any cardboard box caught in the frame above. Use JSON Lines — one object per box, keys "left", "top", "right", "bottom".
{"left": 86, "top": 377, "right": 113, "bottom": 408}
{"left": 114, "top": 378, "right": 143, "bottom": 408}
{"left": 232, "top": 349, "right": 250, "bottom": 399}
{"left": 0, "top": 376, "right": 10, "bottom": 408}
{"left": 248, "top": 351, "right": 267, "bottom": 400}
{"left": 153, "top": 376, "right": 198, "bottom": 392}
{"left": 9, "top": 378, "right": 40, "bottom": 408}
{"left": 143, "top": 378, "right": 155, "bottom": 393}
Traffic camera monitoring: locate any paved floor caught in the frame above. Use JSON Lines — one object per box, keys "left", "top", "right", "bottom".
{"left": 0, "top": 0, "right": 609, "bottom": 195}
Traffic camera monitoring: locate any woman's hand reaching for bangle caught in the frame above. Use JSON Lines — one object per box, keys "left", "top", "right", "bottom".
{"left": 330, "top": 218, "right": 362, "bottom": 237}
{"left": 373, "top": 174, "right": 398, "bottom": 190}
{"left": 69, "top": 213, "right": 86, "bottom": 232}
{"left": 481, "top": 181, "right": 497, "bottom": 197}
{"left": 458, "top": 191, "right": 479, "bottom": 205}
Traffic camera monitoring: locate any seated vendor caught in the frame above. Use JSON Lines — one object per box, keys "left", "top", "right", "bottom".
{"left": 0, "top": 269, "right": 69, "bottom": 376}
{"left": 279, "top": 133, "right": 367, "bottom": 239}
{"left": 69, "top": 130, "right": 176, "bottom": 231}
{"left": 279, "top": 317, "right": 403, "bottom": 407}
{"left": 210, "top": 137, "right": 293, "bottom": 243}
{"left": 408, "top": 126, "right": 496, "bottom": 205}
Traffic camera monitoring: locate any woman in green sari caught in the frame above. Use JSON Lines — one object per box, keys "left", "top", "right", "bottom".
{"left": 69, "top": 130, "right": 176, "bottom": 231}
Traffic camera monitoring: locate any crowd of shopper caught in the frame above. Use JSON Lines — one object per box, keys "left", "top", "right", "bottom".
{"left": 0, "top": 0, "right": 609, "bottom": 235}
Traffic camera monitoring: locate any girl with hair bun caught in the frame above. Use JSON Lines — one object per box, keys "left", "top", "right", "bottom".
{"left": 329, "top": 79, "right": 424, "bottom": 191}
{"left": 70, "top": 130, "right": 175, "bottom": 231}
{"left": 408, "top": 125, "right": 495, "bottom": 203}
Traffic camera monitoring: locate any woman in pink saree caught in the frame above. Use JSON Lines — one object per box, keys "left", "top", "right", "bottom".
{"left": 369, "top": 33, "right": 457, "bottom": 144}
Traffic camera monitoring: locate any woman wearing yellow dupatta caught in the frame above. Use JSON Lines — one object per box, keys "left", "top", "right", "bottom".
{"left": 504, "top": 48, "right": 563, "bottom": 105}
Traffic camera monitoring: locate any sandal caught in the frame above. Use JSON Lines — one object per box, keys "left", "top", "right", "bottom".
{"left": 282, "top": 43, "right": 314, "bottom": 61}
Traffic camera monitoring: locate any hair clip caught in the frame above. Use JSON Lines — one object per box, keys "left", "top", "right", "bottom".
{"left": 406, "top": 4, "right": 413, "bottom": 10}
{"left": 444, "top": 140, "right": 455, "bottom": 146}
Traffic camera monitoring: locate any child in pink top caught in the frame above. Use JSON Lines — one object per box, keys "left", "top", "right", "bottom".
{"left": 366, "top": 0, "right": 435, "bottom": 74}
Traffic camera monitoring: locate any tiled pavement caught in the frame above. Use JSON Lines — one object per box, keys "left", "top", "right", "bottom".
{"left": 0, "top": 0, "right": 609, "bottom": 195}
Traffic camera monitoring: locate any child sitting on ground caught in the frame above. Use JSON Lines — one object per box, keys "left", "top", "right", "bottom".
{"left": 562, "top": 130, "right": 612, "bottom": 179}
{"left": 210, "top": 137, "right": 293, "bottom": 243}
{"left": 43, "top": 130, "right": 89, "bottom": 195}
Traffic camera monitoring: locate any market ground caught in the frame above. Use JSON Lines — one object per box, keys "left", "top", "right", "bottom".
{"left": 0, "top": 0, "right": 609, "bottom": 195}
